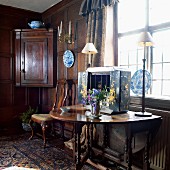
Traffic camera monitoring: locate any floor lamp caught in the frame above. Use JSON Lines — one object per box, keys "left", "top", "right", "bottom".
{"left": 135, "top": 32, "right": 154, "bottom": 117}
{"left": 82, "top": 43, "right": 98, "bottom": 67}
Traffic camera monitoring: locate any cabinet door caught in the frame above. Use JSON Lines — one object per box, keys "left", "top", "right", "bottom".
{"left": 15, "top": 29, "right": 54, "bottom": 87}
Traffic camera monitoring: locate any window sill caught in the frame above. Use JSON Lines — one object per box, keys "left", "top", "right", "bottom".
{"left": 130, "top": 95, "right": 170, "bottom": 111}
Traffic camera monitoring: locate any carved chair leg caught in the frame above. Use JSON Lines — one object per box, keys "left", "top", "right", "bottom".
{"left": 41, "top": 122, "right": 47, "bottom": 148}
{"left": 29, "top": 119, "right": 34, "bottom": 140}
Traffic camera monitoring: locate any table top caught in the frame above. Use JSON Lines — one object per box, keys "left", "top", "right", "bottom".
{"left": 50, "top": 105, "right": 162, "bottom": 124}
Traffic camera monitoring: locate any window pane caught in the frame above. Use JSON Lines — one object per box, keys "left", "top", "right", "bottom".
{"left": 163, "top": 48, "right": 170, "bottom": 62}
{"left": 118, "top": 34, "right": 140, "bottom": 66}
{"left": 162, "top": 81, "right": 170, "bottom": 96}
{"left": 118, "top": 0, "right": 146, "bottom": 32}
{"left": 138, "top": 49, "right": 144, "bottom": 65}
{"left": 152, "top": 63, "right": 162, "bottom": 79}
{"left": 152, "top": 80, "right": 162, "bottom": 96}
{"left": 153, "top": 30, "right": 170, "bottom": 57}
{"left": 129, "top": 66, "right": 139, "bottom": 77}
{"left": 129, "top": 51, "right": 137, "bottom": 65}
{"left": 153, "top": 48, "right": 162, "bottom": 63}
{"left": 119, "top": 51, "right": 129, "bottom": 65}
{"left": 149, "top": 0, "right": 170, "bottom": 26}
{"left": 118, "top": 0, "right": 170, "bottom": 98}
{"left": 163, "top": 63, "right": 170, "bottom": 79}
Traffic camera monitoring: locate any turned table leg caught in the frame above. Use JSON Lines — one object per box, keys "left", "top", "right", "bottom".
{"left": 143, "top": 132, "right": 151, "bottom": 170}
{"left": 126, "top": 125, "right": 132, "bottom": 170}
{"left": 75, "top": 123, "right": 83, "bottom": 170}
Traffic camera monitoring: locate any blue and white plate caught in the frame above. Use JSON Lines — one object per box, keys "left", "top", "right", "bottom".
{"left": 131, "top": 69, "right": 152, "bottom": 95}
{"left": 63, "top": 50, "right": 74, "bottom": 68}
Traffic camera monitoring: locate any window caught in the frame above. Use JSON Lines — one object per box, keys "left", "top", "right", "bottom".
{"left": 152, "top": 31, "right": 170, "bottom": 96}
{"left": 118, "top": 0, "right": 146, "bottom": 33}
{"left": 118, "top": 0, "right": 170, "bottom": 101}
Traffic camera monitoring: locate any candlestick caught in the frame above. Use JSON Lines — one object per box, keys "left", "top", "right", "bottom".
{"left": 60, "top": 21, "right": 62, "bottom": 35}
{"left": 58, "top": 26, "right": 60, "bottom": 36}
{"left": 69, "top": 21, "right": 71, "bottom": 36}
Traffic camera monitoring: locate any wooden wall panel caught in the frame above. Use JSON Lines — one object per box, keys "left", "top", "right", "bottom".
{"left": 0, "top": 56, "right": 11, "bottom": 80}
{"left": 77, "top": 18, "right": 87, "bottom": 51}
{"left": 0, "top": 0, "right": 86, "bottom": 128}
{"left": 78, "top": 52, "right": 86, "bottom": 73}
{"left": 0, "top": 84, "right": 12, "bottom": 106}
{"left": 0, "top": 29, "right": 10, "bottom": 53}
{"left": 27, "top": 88, "right": 40, "bottom": 107}
{"left": 0, "top": 5, "right": 41, "bottom": 127}
{"left": 67, "top": 1, "right": 82, "bottom": 21}
{"left": 0, "top": 14, "right": 25, "bottom": 30}
{"left": 67, "top": 52, "right": 78, "bottom": 79}
{"left": 14, "top": 87, "right": 26, "bottom": 105}
{"left": 57, "top": 53, "right": 66, "bottom": 80}
{"left": 42, "top": 0, "right": 87, "bottom": 82}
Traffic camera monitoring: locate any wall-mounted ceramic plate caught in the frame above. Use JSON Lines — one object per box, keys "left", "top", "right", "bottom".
{"left": 63, "top": 50, "right": 74, "bottom": 68}
{"left": 131, "top": 69, "right": 152, "bottom": 95}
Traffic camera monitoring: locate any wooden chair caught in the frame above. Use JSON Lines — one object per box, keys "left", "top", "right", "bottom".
{"left": 63, "top": 79, "right": 78, "bottom": 139}
{"left": 29, "top": 79, "right": 67, "bottom": 148}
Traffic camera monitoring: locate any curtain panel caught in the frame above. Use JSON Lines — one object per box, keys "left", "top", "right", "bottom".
{"left": 79, "top": 0, "right": 118, "bottom": 67}
{"left": 79, "top": 0, "right": 116, "bottom": 16}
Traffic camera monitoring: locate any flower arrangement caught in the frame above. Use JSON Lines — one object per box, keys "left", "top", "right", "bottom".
{"left": 80, "top": 84, "right": 116, "bottom": 107}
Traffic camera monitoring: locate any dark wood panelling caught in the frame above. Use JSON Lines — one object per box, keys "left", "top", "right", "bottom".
{"left": 42, "top": 0, "right": 78, "bottom": 18}
{"left": 78, "top": 52, "right": 86, "bottom": 72}
{"left": 77, "top": 18, "right": 87, "bottom": 51}
{"left": 42, "top": 0, "right": 86, "bottom": 82}
{"left": 0, "top": 5, "right": 41, "bottom": 127}
{"left": 57, "top": 54, "right": 66, "bottom": 80}
{"left": 27, "top": 88, "right": 40, "bottom": 107}
{"left": 0, "top": 0, "right": 86, "bottom": 128}
{"left": 0, "top": 5, "right": 41, "bottom": 16}
{"left": 67, "top": 1, "right": 83, "bottom": 21}
{"left": 0, "top": 14, "right": 26, "bottom": 30}
{"left": 0, "top": 29, "right": 10, "bottom": 53}
{"left": 14, "top": 87, "right": 26, "bottom": 105}
{"left": 0, "top": 83, "right": 13, "bottom": 106}
{"left": 0, "top": 56, "right": 11, "bottom": 80}
{"left": 67, "top": 52, "right": 78, "bottom": 80}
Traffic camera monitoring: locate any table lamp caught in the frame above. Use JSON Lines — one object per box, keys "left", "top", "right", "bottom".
{"left": 82, "top": 43, "right": 98, "bottom": 67}
{"left": 135, "top": 32, "right": 154, "bottom": 117}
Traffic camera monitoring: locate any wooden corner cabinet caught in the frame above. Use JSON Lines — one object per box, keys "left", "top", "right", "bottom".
{"left": 14, "top": 28, "right": 56, "bottom": 87}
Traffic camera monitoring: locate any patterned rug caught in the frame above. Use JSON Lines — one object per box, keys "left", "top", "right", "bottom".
{"left": 0, "top": 133, "right": 97, "bottom": 170}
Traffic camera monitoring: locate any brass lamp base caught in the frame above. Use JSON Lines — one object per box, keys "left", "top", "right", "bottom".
{"left": 135, "top": 111, "right": 152, "bottom": 117}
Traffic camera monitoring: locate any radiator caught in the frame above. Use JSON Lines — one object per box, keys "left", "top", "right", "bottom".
{"left": 148, "top": 109, "right": 170, "bottom": 170}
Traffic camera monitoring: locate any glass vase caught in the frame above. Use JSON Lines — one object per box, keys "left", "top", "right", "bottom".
{"left": 91, "top": 101, "right": 100, "bottom": 116}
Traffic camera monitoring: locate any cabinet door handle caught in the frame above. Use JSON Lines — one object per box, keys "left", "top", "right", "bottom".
{"left": 20, "top": 69, "right": 26, "bottom": 73}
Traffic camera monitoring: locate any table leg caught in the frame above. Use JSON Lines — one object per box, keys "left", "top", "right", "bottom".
{"left": 143, "top": 132, "right": 151, "bottom": 170}
{"left": 126, "top": 125, "right": 132, "bottom": 170}
{"left": 75, "top": 123, "right": 82, "bottom": 170}
{"left": 87, "top": 124, "right": 91, "bottom": 158}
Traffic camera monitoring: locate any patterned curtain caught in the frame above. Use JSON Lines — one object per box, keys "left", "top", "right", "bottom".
{"left": 79, "top": 0, "right": 118, "bottom": 67}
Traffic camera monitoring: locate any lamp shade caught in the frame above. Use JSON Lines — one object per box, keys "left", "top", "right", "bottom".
{"left": 138, "top": 32, "right": 154, "bottom": 47}
{"left": 82, "top": 43, "right": 98, "bottom": 54}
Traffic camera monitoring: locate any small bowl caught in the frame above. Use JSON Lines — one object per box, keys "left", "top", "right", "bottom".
{"left": 60, "top": 107, "right": 70, "bottom": 113}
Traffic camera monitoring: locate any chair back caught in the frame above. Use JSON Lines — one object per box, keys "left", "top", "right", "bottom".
{"left": 52, "top": 79, "right": 67, "bottom": 111}
{"left": 65, "top": 79, "right": 78, "bottom": 106}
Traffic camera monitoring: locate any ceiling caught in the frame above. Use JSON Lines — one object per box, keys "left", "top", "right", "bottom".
{"left": 0, "top": 0, "right": 62, "bottom": 13}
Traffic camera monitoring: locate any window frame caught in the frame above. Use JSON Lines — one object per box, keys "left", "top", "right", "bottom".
{"left": 114, "top": 0, "right": 170, "bottom": 111}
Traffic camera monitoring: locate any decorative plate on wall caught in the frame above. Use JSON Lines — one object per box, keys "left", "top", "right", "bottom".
{"left": 130, "top": 69, "right": 152, "bottom": 95}
{"left": 63, "top": 50, "right": 74, "bottom": 68}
